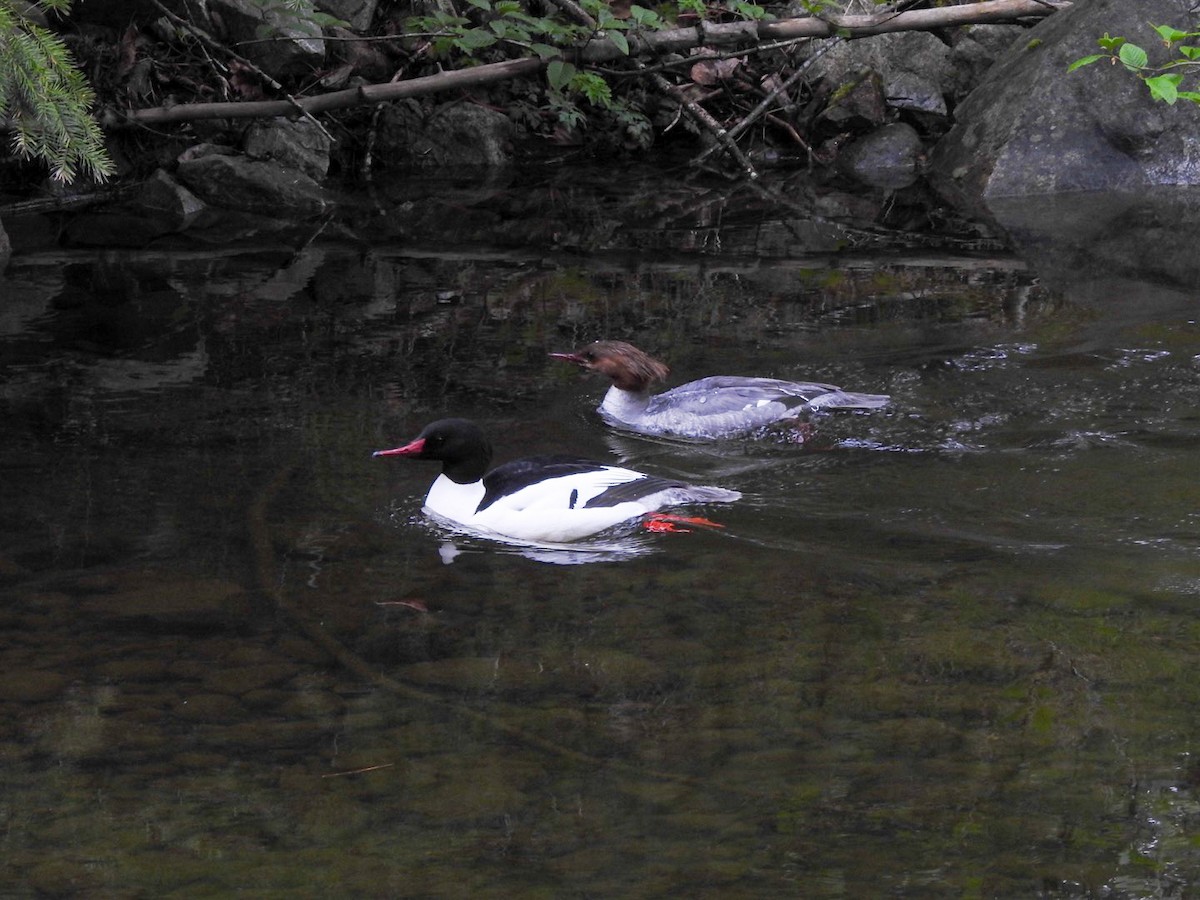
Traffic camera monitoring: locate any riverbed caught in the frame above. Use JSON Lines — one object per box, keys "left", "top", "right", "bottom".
{"left": 2, "top": 169, "right": 1198, "bottom": 897}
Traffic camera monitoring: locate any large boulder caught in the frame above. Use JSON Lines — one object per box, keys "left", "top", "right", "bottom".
{"left": 929, "top": 0, "right": 1200, "bottom": 221}
{"left": 209, "top": 0, "right": 325, "bottom": 80}
{"left": 176, "top": 148, "right": 328, "bottom": 217}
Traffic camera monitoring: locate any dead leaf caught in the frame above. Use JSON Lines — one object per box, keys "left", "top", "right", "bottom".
{"left": 117, "top": 25, "right": 139, "bottom": 79}
{"left": 690, "top": 57, "right": 741, "bottom": 86}
{"left": 761, "top": 73, "right": 784, "bottom": 94}
{"left": 227, "top": 60, "right": 265, "bottom": 101}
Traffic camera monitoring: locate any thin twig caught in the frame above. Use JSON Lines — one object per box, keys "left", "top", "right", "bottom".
{"left": 321, "top": 763, "right": 396, "bottom": 778}
{"left": 646, "top": 67, "right": 758, "bottom": 179}
{"left": 542, "top": 0, "right": 597, "bottom": 29}
{"left": 147, "top": 0, "right": 334, "bottom": 142}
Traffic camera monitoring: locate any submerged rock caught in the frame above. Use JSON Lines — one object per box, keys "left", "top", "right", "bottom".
{"left": 0, "top": 670, "right": 70, "bottom": 703}
{"left": 928, "top": 0, "right": 1200, "bottom": 221}
{"left": 838, "top": 122, "right": 924, "bottom": 189}
{"left": 77, "top": 572, "right": 252, "bottom": 630}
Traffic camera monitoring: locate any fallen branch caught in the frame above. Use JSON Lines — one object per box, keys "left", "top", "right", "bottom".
{"left": 109, "top": 0, "right": 1068, "bottom": 128}
{"left": 692, "top": 32, "right": 841, "bottom": 167}
{"left": 645, "top": 67, "right": 760, "bottom": 179}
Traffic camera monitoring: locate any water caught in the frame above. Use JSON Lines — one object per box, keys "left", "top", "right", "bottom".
{"left": 2, "top": 172, "right": 1200, "bottom": 897}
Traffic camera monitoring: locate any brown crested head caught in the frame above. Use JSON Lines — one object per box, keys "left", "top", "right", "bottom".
{"left": 551, "top": 340, "right": 670, "bottom": 391}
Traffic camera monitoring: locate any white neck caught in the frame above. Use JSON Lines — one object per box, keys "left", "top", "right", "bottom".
{"left": 599, "top": 384, "right": 650, "bottom": 424}
{"left": 424, "top": 474, "right": 485, "bottom": 522}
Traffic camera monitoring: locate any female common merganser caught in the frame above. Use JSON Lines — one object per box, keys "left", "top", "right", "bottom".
{"left": 374, "top": 418, "right": 740, "bottom": 544}
{"left": 552, "top": 340, "right": 890, "bottom": 440}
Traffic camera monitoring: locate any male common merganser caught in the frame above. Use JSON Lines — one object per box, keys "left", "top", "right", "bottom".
{"left": 551, "top": 340, "right": 890, "bottom": 440}
{"left": 374, "top": 418, "right": 740, "bottom": 544}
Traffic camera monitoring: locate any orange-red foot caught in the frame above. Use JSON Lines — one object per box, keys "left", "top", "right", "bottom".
{"left": 643, "top": 513, "right": 726, "bottom": 534}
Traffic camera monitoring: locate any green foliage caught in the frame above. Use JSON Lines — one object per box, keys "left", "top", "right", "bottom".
{"left": 403, "top": 0, "right": 776, "bottom": 137}
{"left": 251, "top": 0, "right": 351, "bottom": 38}
{"left": 1070, "top": 23, "right": 1200, "bottom": 106}
{"left": 0, "top": 0, "right": 114, "bottom": 182}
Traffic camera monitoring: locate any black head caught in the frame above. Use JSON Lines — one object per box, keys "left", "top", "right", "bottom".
{"left": 373, "top": 418, "right": 493, "bottom": 484}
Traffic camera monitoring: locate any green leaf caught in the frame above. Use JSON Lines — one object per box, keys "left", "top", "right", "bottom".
{"left": 1118, "top": 42, "right": 1149, "bottom": 71}
{"left": 1177, "top": 91, "right": 1200, "bottom": 103}
{"left": 1097, "top": 33, "right": 1126, "bottom": 52}
{"left": 608, "top": 30, "right": 629, "bottom": 55}
{"left": 1152, "top": 24, "right": 1189, "bottom": 44}
{"left": 571, "top": 71, "right": 612, "bottom": 107}
{"left": 1179, "top": 45, "right": 1200, "bottom": 60}
{"left": 456, "top": 28, "right": 498, "bottom": 49}
{"left": 310, "top": 12, "right": 351, "bottom": 28}
{"left": 489, "top": 20, "right": 531, "bottom": 42}
{"left": 464, "top": 0, "right": 492, "bottom": 9}
{"left": 1067, "top": 54, "right": 1105, "bottom": 72}
{"left": 1146, "top": 73, "right": 1182, "bottom": 103}
{"left": 731, "top": 0, "right": 766, "bottom": 20}
{"left": 531, "top": 42, "right": 560, "bottom": 59}
{"left": 546, "top": 59, "right": 576, "bottom": 91}
{"left": 629, "top": 5, "right": 662, "bottom": 27}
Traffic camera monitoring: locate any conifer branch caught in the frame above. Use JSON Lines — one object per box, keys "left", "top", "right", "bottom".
{"left": 0, "top": 0, "right": 114, "bottom": 183}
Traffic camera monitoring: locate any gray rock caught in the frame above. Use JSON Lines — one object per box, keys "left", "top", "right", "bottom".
{"left": 316, "top": 0, "right": 377, "bottom": 31}
{"left": 375, "top": 100, "right": 515, "bottom": 168}
{"left": 929, "top": 0, "right": 1200, "bottom": 221}
{"left": 327, "top": 26, "right": 392, "bottom": 83}
{"left": 244, "top": 116, "right": 331, "bottom": 180}
{"left": 949, "top": 24, "right": 1026, "bottom": 93}
{"left": 838, "top": 122, "right": 924, "bottom": 189}
{"left": 136, "top": 168, "right": 207, "bottom": 231}
{"left": 885, "top": 71, "right": 946, "bottom": 117}
{"left": 822, "top": 71, "right": 887, "bottom": 128}
{"left": 176, "top": 152, "right": 328, "bottom": 217}
{"left": 209, "top": 0, "right": 325, "bottom": 79}
{"left": 812, "top": 31, "right": 955, "bottom": 119}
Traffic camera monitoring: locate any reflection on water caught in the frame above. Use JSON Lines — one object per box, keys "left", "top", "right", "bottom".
{"left": 2, "top": 175, "right": 1200, "bottom": 896}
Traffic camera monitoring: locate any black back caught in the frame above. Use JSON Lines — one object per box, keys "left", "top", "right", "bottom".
{"left": 478, "top": 455, "right": 609, "bottom": 512}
